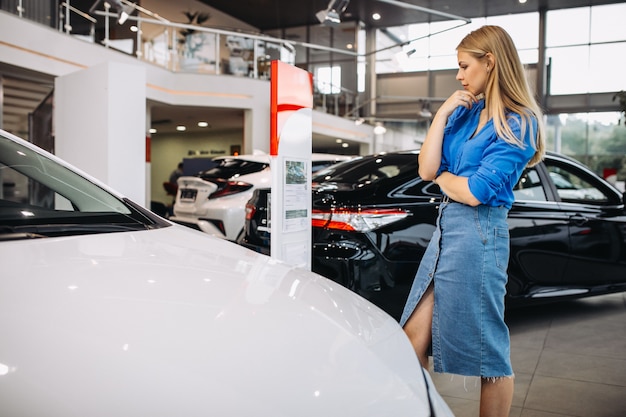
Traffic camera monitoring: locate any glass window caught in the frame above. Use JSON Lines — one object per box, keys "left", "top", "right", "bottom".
{"left": 546, "top": 5, "right": 626, "bottom": 95}
{"left": 486, "top": 12, "right": 539, "bottom": 50}
{"left": 513, "top": 168, "right": 547, "bottom": 202}
{"left": 428, "top": 19, "right": 483, "bottom": 58}
{"left": 316, "top": 66, "right": 341, "bottom": 94}
{"left": 546, "top": 7, "right": 590, "bottom": 47}
{"left": 376, "top": 13, "right": 540, "bottom": 73}
{"left": 545, "top": 163, "right": 609, "bottom": 204}
{"left": 544, "top": 112, "right": 625, "bottom": 186}
{"left": 548, "top": 40, "right": 625, "bottom": 95}
{"left": 590, "top": 4, "right": 626, "bottom": 43}
{"left": 546, "top": 45, "right": 590, "bottom": 95}
{"left": 589, "top": 43, "right": 625, "bottom": 93}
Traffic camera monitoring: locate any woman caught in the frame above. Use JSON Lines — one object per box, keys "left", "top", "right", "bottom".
{"left": 400, "top": 25, "right": 545, "bottom": 417}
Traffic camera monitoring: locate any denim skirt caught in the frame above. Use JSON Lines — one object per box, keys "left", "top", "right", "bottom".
{"left": 399, "top": 201, "right": 513, "bottom": 378}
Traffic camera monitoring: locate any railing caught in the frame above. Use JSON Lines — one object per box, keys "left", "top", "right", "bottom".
{"left": 59, "top": 2, "right": 96, "bottom": 39}
{"left": 57, "top": 1, "right": 296, "bottom": 78}
{"left": 3, "top": 1, "right": 361, "bottom": 118}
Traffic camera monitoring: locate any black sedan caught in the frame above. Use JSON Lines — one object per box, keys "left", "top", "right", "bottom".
{"left": 241, "top": 151, "right": 626, "bottom": 320}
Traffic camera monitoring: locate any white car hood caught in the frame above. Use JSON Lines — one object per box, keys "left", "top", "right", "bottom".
{"left": 0, "top": 225, "right": 441, "bottom": 417}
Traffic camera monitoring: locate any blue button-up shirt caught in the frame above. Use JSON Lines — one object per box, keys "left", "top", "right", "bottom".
{"left": 439, "top": 99, "right": 538, "bottom": 208}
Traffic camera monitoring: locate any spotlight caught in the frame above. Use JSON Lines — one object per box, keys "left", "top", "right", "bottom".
{"left": 393, "top": 48, "right": 416, "bottom": 70}
{"left": 418, "top": 101, "right": 432, "bottom": 119}
{"left": 316, "top": 0, "right": 350, "bottom": 26}
{"left": 373, "top": 122, "right": 386, "bottom": 135}
{"left": 117, "top": 3, "right": 135, "bottom": 25}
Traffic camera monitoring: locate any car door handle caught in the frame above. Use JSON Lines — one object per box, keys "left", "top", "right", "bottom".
{"left": 569, "top": 213, "right": 589, "bottom": 226}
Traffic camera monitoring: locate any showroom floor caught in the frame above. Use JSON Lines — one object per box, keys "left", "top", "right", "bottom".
{"left": 428, "top": 292, "right": 626, "bottom": 417}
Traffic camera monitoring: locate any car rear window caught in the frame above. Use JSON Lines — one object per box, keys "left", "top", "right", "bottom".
{"left": 313, "top": 153, "right": 417, "bottom": 186}
{"left": 199, "top": 158, "right": 269, "bottom": 179}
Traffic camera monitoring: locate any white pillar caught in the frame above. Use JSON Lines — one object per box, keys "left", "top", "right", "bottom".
{"left": 54, "top": 61, "right": 147, "bottom": 206}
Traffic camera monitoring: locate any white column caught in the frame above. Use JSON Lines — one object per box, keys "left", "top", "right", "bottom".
{"left": 54, "top": 61, "right": 147, "bottom": 206}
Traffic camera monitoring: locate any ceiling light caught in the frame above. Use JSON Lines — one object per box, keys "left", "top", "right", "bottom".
{"left": 418, "top": 101, "right": 432, "bottom": 119}
{"left": 316, "top": 0, "right": 350, "bottom": 26}
{"left": 176, "top": 125, "right": 186, "bottom": 131}
{"left": 372, "top": 12, "right": 381, "bottom": 21}
{"left": 149, "top": 128, "right": 156, "bottom": 134}
{"left": 373, "top": 122, "right": 386, "bottom": 135}
{"left": 198, "top": 121, "right": 209, "bottom": 127}
{"left": 342, "top": 143, "right": 349, "bottom": 148}
{"left": 393, "top": 49, "right": 415, "bottom": 70}
{"left": 316, "top": 8, "right": 341, "bottom": 25}
{"left": 335, "top": 138, "right": 343, "bottom": 143}
{"left": 117, "top": 3, "right": 135, "bottom": 25}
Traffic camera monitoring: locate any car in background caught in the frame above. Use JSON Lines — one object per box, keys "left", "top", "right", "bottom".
{"left": 241, "top": 150, "right": 626, "bottom": 321}
{"left": 0, "top": 130, "right": 453, "bottom": 416}
{"left": 239, "top": 186, "right": 272, "bottom": 254}
{"left": 170, "top": 153, "right": 352, "bottom": 241}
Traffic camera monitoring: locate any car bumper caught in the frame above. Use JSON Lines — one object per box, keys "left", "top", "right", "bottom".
{"left": 311, "top": 231, "right": 419, "bottom": 321}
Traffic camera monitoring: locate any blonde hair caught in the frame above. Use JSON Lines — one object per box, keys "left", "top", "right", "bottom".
{"left": 457, "top": 25, "right": 545, "bottom": 166}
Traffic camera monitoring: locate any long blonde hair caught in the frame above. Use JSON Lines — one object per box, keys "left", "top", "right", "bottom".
{"left": 457, "top": 25, "right": 545, "bottom": 166}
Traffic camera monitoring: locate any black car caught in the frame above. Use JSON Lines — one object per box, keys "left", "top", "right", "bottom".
{"left": 240, "top": 187, "right": 272, "bottom": 255}
{"left": 241, "top": 150, "right": 626, "bottom": 320}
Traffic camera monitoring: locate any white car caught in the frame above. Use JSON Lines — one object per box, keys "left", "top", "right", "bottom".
{"left": 170, "top": 153, "right": 352, "bottom": 240}
{"left": 0, "top": 130, "right": 453, "bottom": 417}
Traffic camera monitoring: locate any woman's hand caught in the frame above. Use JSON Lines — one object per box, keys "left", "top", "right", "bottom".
{"left": 438, "top": 90, "right": 480, "bottom": 118}
{"left": 419, "top": 91, "right": 481, "bottom": 180}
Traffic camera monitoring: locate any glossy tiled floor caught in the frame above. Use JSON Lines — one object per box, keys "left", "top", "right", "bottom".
{"left": 429, "top": 292, "right": 626, "bottom": 417}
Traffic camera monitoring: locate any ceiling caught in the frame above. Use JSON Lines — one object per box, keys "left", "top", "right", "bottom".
{"left": 196, "top": 0, "right": 619, "bottom": 31}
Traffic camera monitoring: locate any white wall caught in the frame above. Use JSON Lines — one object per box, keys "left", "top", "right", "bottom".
{"left": 55, "top": 62, "right": 147, "bottom": 205}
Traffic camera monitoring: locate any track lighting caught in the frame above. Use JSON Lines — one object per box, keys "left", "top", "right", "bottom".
{"left": 316, "top": 0, "right": 350, "bottom": 26}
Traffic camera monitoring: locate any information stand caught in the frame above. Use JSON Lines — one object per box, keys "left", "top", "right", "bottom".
{"left": 269, "top": 61, "right": 313, "bottom": 269}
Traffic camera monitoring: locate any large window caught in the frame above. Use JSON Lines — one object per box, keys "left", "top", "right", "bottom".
{"left": 546, "top": 4, "right": 626, "bottom": 95}
{"left": 375, "top": 13, "right": 539, "bottom": 74}
{"left": 315, "top": 66, "right": 342, "bottom": 94}
{"left": 545, "top": 112, "right": 626, "bottom": 188}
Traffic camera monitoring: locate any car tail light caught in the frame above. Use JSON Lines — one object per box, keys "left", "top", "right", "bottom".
{"left": 311, "top": 208, "right": 409, "bottom": 232}
{"left": 245, "top": 202, "right": 257, "bottom": 220}
{"left": 209, "top": 180, "right": 253, "bottom": 199}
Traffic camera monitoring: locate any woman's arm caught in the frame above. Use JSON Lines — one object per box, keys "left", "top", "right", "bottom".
{"left": 417, "top": 111, "right": 447, "bottom": 180}
{"left": 418, "top": 90, "right": 481, "bottom": 180}
{"left": 435, "top": 171, "right": 481, "bottom": 206}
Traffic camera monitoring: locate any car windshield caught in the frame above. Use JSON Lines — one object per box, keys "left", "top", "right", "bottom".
{"left": 198, "top": 158, "right": 269, "bottom": 179}
{"left": 312, "top": 153, "right": 417, "bottom": 186}
{"left": 0, "top": 133, "right": 167, "bottom": 240}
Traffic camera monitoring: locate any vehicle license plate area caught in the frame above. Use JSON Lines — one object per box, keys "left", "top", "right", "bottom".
{"left": 180, "top": 189, "right": 197, "bottom": 201}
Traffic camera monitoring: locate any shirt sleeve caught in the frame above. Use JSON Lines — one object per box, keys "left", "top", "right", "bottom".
{"left": 438, "top": 106, "right": 466, "bottom": 176}
{"left": 467, "top": 114, "right": 538, "bottom": 204}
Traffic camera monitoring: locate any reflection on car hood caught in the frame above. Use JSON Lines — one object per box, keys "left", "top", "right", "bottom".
{"left": 0, "top": 225, "right": 433, "bottom": 416}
